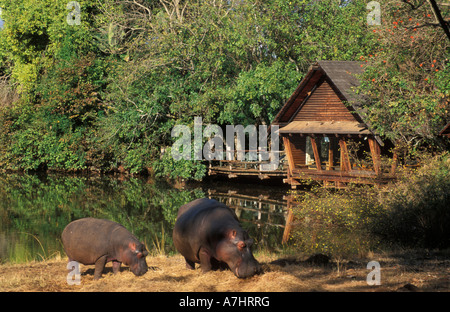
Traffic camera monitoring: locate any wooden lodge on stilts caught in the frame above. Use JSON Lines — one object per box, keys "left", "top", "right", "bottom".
{"left": 271, "top": 61, "right": 397, "bottom": 188}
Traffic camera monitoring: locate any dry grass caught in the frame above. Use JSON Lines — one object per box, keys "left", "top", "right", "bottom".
{"left": 0, "top": 252, "right": 449, "bottom": 292}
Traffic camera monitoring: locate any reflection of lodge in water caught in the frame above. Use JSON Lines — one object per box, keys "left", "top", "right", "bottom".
{"left": 208, "top": 190, "right": 295, "bottom": 245}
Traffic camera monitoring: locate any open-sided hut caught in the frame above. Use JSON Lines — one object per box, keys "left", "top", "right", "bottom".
{"left": 271, "top": 61, "right": 395, "bottom": 188}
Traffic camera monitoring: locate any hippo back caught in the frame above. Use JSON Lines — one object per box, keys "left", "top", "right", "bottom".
{"left": 62, "top": 218, "right": 123, "bottom": 265}
{"left": 173, "top": 198, "right": 239, "bottom": 261}
{"left": 176, "top": 198, "right": 237, "bottom": 219}
{"left": 173, "top": 198, "right": 261, "bottom": 278}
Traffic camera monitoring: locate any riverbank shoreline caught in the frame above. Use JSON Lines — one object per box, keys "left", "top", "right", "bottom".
{"left": 1, "top": 251, "right": 448, "bottom": 292}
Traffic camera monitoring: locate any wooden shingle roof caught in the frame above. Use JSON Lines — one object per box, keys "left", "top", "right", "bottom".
{"left": 272, "top": 60, "right": 366, "bottom": 125}
{"left": 318, "top": 60, "right": 365, "bottom": 107}
{"left": 271, "top": 60, "right": 382, "bottom": 145}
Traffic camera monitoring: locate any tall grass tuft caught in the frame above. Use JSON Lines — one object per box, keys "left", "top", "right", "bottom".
{"left": 151, "top": 224, "right": 167, "bottom": 256}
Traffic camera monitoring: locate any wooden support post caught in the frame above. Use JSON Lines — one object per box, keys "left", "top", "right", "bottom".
{"left": 368, "top": 137, "right": 381, "bottom": 175}
{"left": 339, "top": 138, "right": 351, "bottom": 172}
{"left": 310, "top": 136, "right": 322, "bottom": 171}
{"left": 390, "top": 151, "right": 398, "bottom": 175}
{"left": 282, "top": 196, "right": 295, "bottom": 244}
{"left": 282, "top": 136, "right": 295, "bottom": 176}
{"left": 323, "top": 138, "right": 335, "bottom": 188}
{"left": 327, "top": 139, "right": 334, "bottom": 170}
{"left": 257, "top": 200, "right": 262, "bottom": 228}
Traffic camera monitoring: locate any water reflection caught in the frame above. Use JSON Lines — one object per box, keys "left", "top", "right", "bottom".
{"left": 0, "top": 173, "right": 290, "bottom": 263}
{"left": 208, "top": 190, "right": 288, "bottom": 247}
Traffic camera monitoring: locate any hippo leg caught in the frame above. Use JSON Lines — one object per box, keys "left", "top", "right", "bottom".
{"left": 112, "top": 260, "right": 121, "bottom": 274}
{"left": 94, "top": 255, "right": 108, "bottom": 280}
{"left": 185, "top": 258, "right": 195, "bottom": 270}
{"left": 211, "top": 258, "right": 228, "bottom": 271}
{"left": 199, "top": 247, "right": 212, "bottom": 273}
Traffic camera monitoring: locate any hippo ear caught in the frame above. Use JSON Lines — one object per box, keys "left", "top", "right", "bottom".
{"left": 128, "top": 242, "right": 137, "bottom": 252}
{"left": 229, "top": 230, "right": 237, "bottom": 239}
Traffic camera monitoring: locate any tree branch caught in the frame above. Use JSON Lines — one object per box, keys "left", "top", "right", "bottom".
{"left": 428, "top": 0, "right": 450, "bottom": 42}
{"left": 400, "top": 0, "right": 427, "bottom": 10}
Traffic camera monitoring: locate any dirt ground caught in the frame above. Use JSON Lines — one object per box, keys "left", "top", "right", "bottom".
{"left": 0, "top": 251, "right": 449, "bottom": 292}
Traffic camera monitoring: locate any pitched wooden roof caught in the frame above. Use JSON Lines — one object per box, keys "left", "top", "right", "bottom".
{"left": 271, "top": 60, "right": 382, "bottom": 144}
{"left": 272, "top": 60, "right": 366, "bottom": 126}
{"left": 319, "top": 60, "right": 365, "bottom": 106}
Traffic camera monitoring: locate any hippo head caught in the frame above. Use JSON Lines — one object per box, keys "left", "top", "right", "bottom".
{"left": 123, "top": 242, "right": 149, "bottom": 276}
{"left": 216, "top": 229, "right": 261, "bottom": 279}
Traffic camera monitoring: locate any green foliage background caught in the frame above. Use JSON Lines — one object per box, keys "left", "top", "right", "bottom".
{"left": 0, "top": 0, "right": 448, "bottom": 178}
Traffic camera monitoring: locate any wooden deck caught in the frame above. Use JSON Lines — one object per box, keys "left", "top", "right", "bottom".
{"left": 285, "top": 165, "right": 397, "bottom": 188}
{"left": 206, "top": 146, "right": 397, "bottom": 188}
{"left": 207, "top": 151, "right": 288, "bottom": 180}
{"left": 208, "top": 161, "right": 287, "bottom": 179}
{"left": 208, "top": 158, "right": 396, "bottom": 188}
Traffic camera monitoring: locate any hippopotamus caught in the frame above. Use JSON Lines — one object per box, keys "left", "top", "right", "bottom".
{"left": 61, "top": 218, "right": 148, "bottom": 280}
{"left": 173, "top": 198, "right": 261, "bottom": 278}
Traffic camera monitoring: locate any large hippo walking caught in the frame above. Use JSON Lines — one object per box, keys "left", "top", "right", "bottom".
{"left": 62, "top": 218, "right": 148, "bottom": 280}
{"left": 173, "top": 198, "right": 261, "bottom": 278}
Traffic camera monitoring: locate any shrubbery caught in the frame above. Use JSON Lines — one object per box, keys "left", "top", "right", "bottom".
{"left": 290, "top": 185, "right": 383, "bottom": 259}
{"left": 375, "top": 153, "right": 450, "bottom": 249}
{"left": 290, "top": 153, "right": 450, "bottom": 259}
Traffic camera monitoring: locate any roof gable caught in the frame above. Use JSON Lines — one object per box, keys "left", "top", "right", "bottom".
{"left": 319, "top": 60, "right": 364, "bottom": 106}
{"left": 273, "top": 61, "right": 365, "bottom": 125}
{"left": 290, "top": 78, "right": 358, "bottom": 122}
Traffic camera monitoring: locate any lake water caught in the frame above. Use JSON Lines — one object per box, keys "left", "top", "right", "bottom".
{"left": 0, "top": 173, "right": 290, "bottom": 263}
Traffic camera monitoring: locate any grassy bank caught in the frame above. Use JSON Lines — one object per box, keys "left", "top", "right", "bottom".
{"left": 0, "top": 251, "right": 449, "bottom": 292}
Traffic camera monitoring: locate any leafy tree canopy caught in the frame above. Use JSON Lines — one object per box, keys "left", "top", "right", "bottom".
{"left": 0, "top": 0, "right": 447, "bottom": 178}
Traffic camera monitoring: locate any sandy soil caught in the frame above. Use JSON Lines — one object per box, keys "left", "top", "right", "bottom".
{"left": 0, "top": 252, "right": 449, "bottom": 292}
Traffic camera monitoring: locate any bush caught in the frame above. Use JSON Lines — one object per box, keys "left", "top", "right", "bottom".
{"left": 153, "top": 147, "right": 206, "bottom": 181}
{"left": 290, "top": 185, "right": 383, "bottom": 259}
{"left": 289, "top": 153, "right": 450, "bottom": 257}
{"left": 375, "top": 153, "right": 450, "bottom": 249}
{"left": 1, "top": 51, "right": 108, "bottom": 171}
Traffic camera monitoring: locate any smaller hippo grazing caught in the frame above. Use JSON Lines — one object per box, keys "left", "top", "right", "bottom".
{"left": 173, "top": 198, "right": 261, "bottom": 278}
{"left": 62, "top": 218, "right": 148, "bottom": 280}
